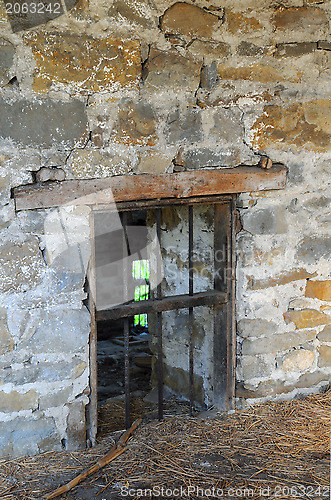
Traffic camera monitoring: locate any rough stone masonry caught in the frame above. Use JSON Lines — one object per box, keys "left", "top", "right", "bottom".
{"left": 0, "top": 0, "right": 330, "bottom": 457}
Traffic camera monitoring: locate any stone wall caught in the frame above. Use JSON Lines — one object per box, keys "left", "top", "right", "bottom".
{"left": 0, "top": 0, "right": 330, "bottom": 456}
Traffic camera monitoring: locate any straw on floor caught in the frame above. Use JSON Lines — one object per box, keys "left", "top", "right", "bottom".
{"left": 0, "top": 389, "right": 330, "bottom": 499}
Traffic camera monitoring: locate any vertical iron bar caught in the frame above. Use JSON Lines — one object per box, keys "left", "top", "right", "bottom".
{"left": 188, "top": 205, "right": 194, "bottom": 416}
{"left": 122, "top": 212, "right": 130, "bottom": 429}
{"left": 228, "top": 195, "right": 237, "bottom": 410}
{"left": 156, "top": 208, "right": 163, "bottom": 420}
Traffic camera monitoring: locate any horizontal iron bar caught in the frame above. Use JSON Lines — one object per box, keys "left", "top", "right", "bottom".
{"left": 96, "top": 290, "right": 229, "bottom": 321}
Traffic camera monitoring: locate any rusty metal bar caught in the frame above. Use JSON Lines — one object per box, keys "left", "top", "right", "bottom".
{"left": 156, "top": 208, "right": 163, "bottom": 420}
{"left": 228, "top": 195, "right": 237, "bottom": 410}
{"left": 188, "top": 205, "right": 194, "bottom": 416}
{"left": 122, "top": 212, "right": 130, "bottom": 429}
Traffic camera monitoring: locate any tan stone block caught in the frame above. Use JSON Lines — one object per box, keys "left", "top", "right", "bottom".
{"left": 0, "top": 307, "right": 13, "bottom": 355}
{"left": 0, "top": 390, "right": 38, "bottom": 413}
{"left": 282, "top": 349, "right": 314, "bottom": 372}
{"left": 0, "top": 3, "right": 10, "bottom": 27}
{"left": 303, "top": 100, "right": 331, "bottom": 136}
{"left": 112, "top": 99, "right": 157, "bottom": 146}
{"left": 137, "top": 151, "right": 173, "bottom": 174}
{"left": 143, "top": 48, "right": 201, "bottom": 92}
{"left": 284, "top": 309, "right": 331, "bottom": 330}
{"left": 248, "top": 269, "right": 317, "bottom": 290}
{"left": 272, "top": 6, "right": 328, "bottom": 34}
{"left": 160, "top": 3, "right": 219, "bottom": 39}
{"left": 217, "top": 63, "right": 298, "bottom": 84}
{"left": 73, "top": 361, "right": 87, "bottom": 379}
{"left": 305, "top": 280, "right": 331, "bottom": 301}
{"left": 68, "top": 0, "right": 89, "bottom": 19}
{"left": 317, "top": 325, "right": 331, "bottom": 343}
{"left": 225, "top": 11, "right": 263, "bottom": 35}
{"left": 24, "top": 32, "right": 141, "bottom": 94}
{"left": 108, "top": 0, "right": 156, "bottom": 29}
{"left": 318, "top": 345, "right": 331, "bottom": 367}
{"left": 187, "top": 40, "right": 230, "bottom": 61}
{"left": 250, "top": 102, "right": 331, "bottom": 152}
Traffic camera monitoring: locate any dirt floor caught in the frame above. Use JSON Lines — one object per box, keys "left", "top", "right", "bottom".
{"left": 0, "top": 390, "right": 330, "bottom": 500}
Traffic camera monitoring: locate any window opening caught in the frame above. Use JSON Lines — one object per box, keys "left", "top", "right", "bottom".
{"left": 132, "top": 259, "right": 150, "bottom": 328}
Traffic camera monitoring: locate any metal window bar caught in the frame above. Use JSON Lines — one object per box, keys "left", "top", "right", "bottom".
{"left": 122, "top": 212, "right": 131, "bottom": 429}
{"left": 188, "top": 205, "right": 194, "bottom": 416}
{"left": 96, "top": 202, "right": 232, "bottom": 428}
{"left": 156, "top": 208, "right": 163, "bottom": 421}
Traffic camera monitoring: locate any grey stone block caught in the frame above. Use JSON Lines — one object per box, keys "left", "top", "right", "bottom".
{"left": 177, "top": 147, "right": 240, "bottom": 169}
{"left": 237, "top": 41, "right": 268, "bottom": 57}
{"left": 242, "top": 207, "right": 288, "bottom": 235}
{"left": 317, "top": 325, "right": 331, "bottom": 342}
{"left": 39, "top": 386, "right": 72, "bottom": 411}
{"left": 318, "top": 41, "right": 331, "bottom": 51}
{"left": 0, "top": 98, "right": 88, "bottom": 148}
{"left": 296, "top": 236, "right": 331, "bottom": 264}
{"left": 200, "top": 63, "right": 218, "bottom": 91}
{"left": 304, "top": 196, "right": 331, "bottom": 212}
{"left": 287, "top": 162, "right": 304, "bottom": 186}
{"left": 165, "top": 108, "right": 203, "bottom": 144}
{"left": 6, "top": 1, "right": 65, "bottom": 32}
{"left": 0, "top": 307, "right": 13, "bottom": 355}
{"left": 0, "top": 416, "right": 60, "bottom": 458}
{"left": 66, "top": 401, "right": 86, "bottom": 450}
{"left": 0, "top": 358, "right": 87, "bottom": 385}
{"left": 274, "top": 42, "right": 317, "bottom": 58}
{"left": 241, "top": 355, "right": 272, "bottom": 380}
{"left": 0, "top": 38, "right": 15, "bottom": 86}
{"left": 18, "top": 308, "right": 90, "bottom": 354}
{"left": 0, "top": 237, "right": 45, "bottom": 293}
{"left": 143, "top": 48, "right": 201, "bottom": 92}
{"left": 242, "top": 330, "right": 317, "bottom": 356}
{"left": 211, "top": 107, "right": 244, "bottom": 143}
{"left": 237, "top": 319, "right": 278, "bottom": 339}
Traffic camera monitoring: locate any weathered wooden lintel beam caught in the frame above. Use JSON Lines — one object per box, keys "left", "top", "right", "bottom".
{"left": 13, "top": 165, "right": 287, "bottom": 211}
